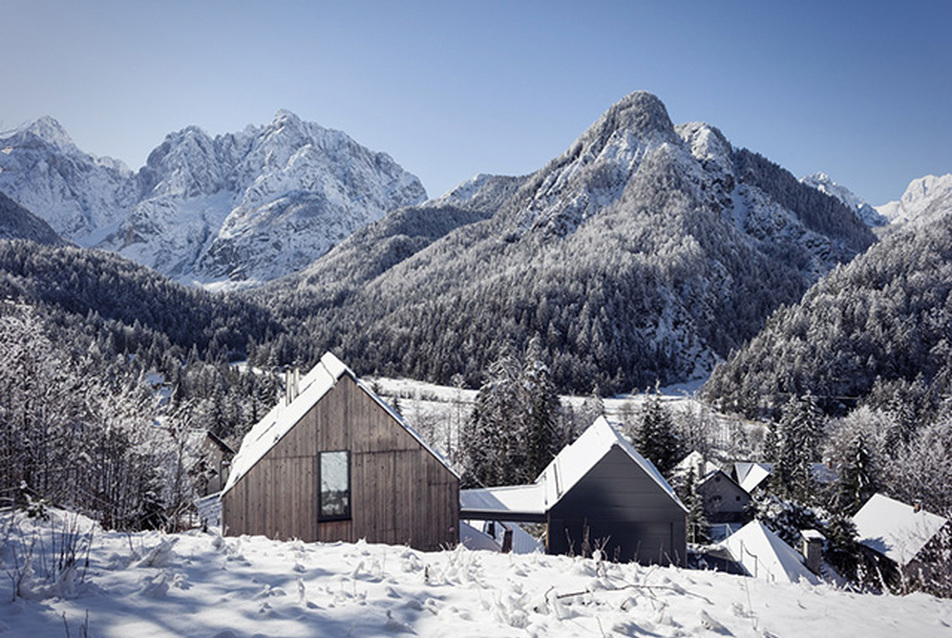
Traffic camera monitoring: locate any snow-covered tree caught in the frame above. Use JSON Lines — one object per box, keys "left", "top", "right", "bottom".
{"left": 630, "top": 386, "right": 682, "bottom": 478}
{"left": 770, "top": 393, "right": 825, "bottom": 502}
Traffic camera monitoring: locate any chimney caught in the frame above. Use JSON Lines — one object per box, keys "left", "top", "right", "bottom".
{"left": 293, "top": 366, "right": 300, "bottom": 400}
{"left": 800, "top": 529, "right": 824, "bottom": 575}
{"left": 284, "top": 367, "right": 292, "bottom": 405}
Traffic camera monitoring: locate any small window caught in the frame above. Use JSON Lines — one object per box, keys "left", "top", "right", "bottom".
{"left": 320, "top": 451, "right": 350, "bottom": 520}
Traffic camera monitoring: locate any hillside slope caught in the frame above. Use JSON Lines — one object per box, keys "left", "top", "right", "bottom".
{"left": 260, "top": 92, "right": 876, "bottom": 393}
{"left": 703, "top": 203, "right": 952, "bottom": 417}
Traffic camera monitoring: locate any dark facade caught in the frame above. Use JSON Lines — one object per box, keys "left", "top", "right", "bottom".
{"left": 697, "top": 470, "right": 751, "bottom": 525}
{"left": 460, "top": 417, "right": 688, "bottom": 566}
{"left": 547, "top": 446, "right": 688, "bottom": 565}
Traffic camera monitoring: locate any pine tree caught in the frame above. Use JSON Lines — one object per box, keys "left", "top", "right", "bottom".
{"left": 521, "top": 336, "right": 560, "bottom": 479}
{"left": 771, "top": 393, "right": 824, "bottom": 502}
{"left": 632, "top": 386, "right": 682, "bottom": 478}
{"left": 833, "top": 431, "right": 877, "bottom": 515}
{"left": 678, "top": 468, "right": 710, "bottom": 545}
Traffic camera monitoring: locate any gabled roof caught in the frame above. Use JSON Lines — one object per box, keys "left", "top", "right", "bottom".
{"left": 460, "top": 416, "right": 686, "bottom": 516}
{"left": 733, "top": 462, "right": 772, "bottom": 493}
{"left": 223, "top": 352, "right": 456, "bottom": 495}
{"left": 852, "top": 493, "right": 949, "bottom": 567}
{"left": 540, "top": 416, "right": 686, "bottom": 511}
{"left": 719, "top": 520, "right": 819, "bottom": 585}
{"left": 674, "top": 450, "right": 721, "bottom": 479}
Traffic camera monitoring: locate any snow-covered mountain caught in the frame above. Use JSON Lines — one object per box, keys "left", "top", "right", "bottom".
{"left": 875, "top": 173, "right": 952, "bottom": 226}
{"left": 0, "top": 117, "right": 135, "bottom": 241}
{"left": 0, "top": 191, "right": 66, "bottom": 245}
{"left": 0, "top": 112, "right": 426, "bottom": 288}
{"left": 801, "top": 171, "right": 889, "bottom": 227}
{"left": 261, "top": 91, "right": 876, "bottom": 393}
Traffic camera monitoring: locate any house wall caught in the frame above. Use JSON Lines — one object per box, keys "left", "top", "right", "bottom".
{"left": 698, "top": 471, "right": 751, "bottom": 524}
{"left": 222, "top": 375, "right": 459, "bottom": 550}
{"left": 546, "top": 447, "right": 687, "bottom": 565}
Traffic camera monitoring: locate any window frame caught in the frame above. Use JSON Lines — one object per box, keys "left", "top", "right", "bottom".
{"left": 318, "top": 450, "right": 351, "bottom": 522}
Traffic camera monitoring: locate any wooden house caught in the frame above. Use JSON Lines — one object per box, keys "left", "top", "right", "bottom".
{"left": 460, "top": 417, "right": 687, "bottom": 565}
{"left": 221, "top": 353, "right": 459, "bottom": 551}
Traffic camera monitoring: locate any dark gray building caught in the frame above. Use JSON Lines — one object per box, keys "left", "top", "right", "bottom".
{"left": 461, "top": 417, "right": 687, "bottom": 565}
{"left": 697, "top": 469, "right": 751, "bottom": 525}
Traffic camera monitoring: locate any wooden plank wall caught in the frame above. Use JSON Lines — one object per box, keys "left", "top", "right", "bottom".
{"left": 223, "top": 375, "right": 459, "bottom": 551}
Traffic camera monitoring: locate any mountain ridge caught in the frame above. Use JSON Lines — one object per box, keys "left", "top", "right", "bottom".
{"left": 0, "top": 111, "right": 426, "bottom": 288}
{"left": 256, "top": 91, "right": 876, "bottom": 393}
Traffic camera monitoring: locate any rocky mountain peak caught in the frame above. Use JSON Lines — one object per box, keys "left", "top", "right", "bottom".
{"left": 800, "top": 171, "right": 888, "bottom": 227}
{"left": 20, "top": 115, "right": 75, "bottom": 150}
{"left": 598, "top": 91, "right": 675, "bottom": 139}
{"left": 876, "top": 173, "right": 952, "bottom": 226}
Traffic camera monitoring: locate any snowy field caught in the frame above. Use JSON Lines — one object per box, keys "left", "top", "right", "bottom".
{"left": 2, "top": 510, "right": 951, "bottom": 637}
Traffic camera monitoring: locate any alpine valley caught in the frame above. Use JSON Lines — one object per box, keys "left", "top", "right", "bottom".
{"left": 256, "top": 92, "right": 876, "bottom": 393}
{"left": 3, "top": 91, "right": 943, "bottom": 399}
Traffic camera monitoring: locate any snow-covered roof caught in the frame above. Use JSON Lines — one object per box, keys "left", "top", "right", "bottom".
{"left": 460, "top": 484, "right": 546, "bottom": 516}
{"left": 852, "top": 493, "right": 949, "bottom": 567}
{"left": 461, "top": 417, "right": 686, "bottom": 517}
{"left": 674, "top": 450, "right": 721, "bottom": 479}
{"left": 733, "top": 462, "right": 772, "bottom": 493}
{"left": 223, "top": 352, "right": 455, "bottom": 494}
{"left": 539, "top": 416, "right": 686, "bottom": 512}
{"left": 719, "top": 520, "right": 819, "bottom": 585}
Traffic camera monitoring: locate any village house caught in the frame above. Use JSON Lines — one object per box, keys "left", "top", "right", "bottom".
{"left": 189, "top": 431, "right": 235, "bottom": 496}
{"left": 852, "top": 493, "right": 951, "bottom": 594}
{"left": 221, "top": 353, "right": 459, "bottom": 551}
{"left": 460, "top": 417, "right": 687, "bottom": 565}
{"left": 675, "top": 452, "right": 752, "bottom": 539}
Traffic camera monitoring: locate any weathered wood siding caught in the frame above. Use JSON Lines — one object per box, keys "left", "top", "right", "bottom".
{"left": 547, "top": 447, "right": 687, "bottom": 565}
{"left": 223, "top": 375, "right": 459, "bottom": 550}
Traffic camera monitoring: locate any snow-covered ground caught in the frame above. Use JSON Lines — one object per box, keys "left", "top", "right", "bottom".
{"left": 2, "top": 510, "right": 950, "bottom": 637}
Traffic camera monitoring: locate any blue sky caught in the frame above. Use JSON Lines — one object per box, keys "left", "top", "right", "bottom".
{"left": 3, "top": 0, "right": 949, "bottom": 204}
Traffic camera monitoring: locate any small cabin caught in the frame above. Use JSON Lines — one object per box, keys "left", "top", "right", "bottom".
{"left": 221, "top": 353, "right": 459, "bottom": 551}
{"left": 461, "top": 417, "right": 687, "bottom": 565}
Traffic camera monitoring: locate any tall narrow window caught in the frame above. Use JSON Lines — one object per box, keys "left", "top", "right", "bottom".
{"left": 320, "top": 450, "right": 350, "bottom": 520}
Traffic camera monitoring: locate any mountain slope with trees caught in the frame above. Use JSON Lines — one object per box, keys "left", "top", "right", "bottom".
{"left": 703, "top": 205, "right": 952, "bottom": 419}
{"left": 0, "top": 191, "right": 66, "bottom": 245}
{"left": 256, "top": 92, "right": 875, "bottom": 394}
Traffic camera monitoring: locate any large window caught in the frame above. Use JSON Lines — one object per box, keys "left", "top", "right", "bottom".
{"left": 319, "top": 450, "right": 350, "bottom": 520}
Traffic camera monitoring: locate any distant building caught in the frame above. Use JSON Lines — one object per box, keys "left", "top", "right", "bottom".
{"left": 460, "top": 417, "right": 687, "bottom": 565}
{"left": 853, "top": 493, "right": 951, "bottom": 594}
{"left": 189, "top": 431, "right": 235, "bottom": 496}
{"left": 676, "top": 452, "right": 751, "bottom": 528}
{"left": 221, "top": 353, "right": 459, "bottom": 551}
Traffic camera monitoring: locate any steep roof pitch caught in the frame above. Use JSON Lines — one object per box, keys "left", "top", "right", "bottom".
{"left": 852, "top": 493, "right": 949, "bottom": 567}
{"left": 460, "top": 416, "right": 686, "bottom": 515}
{"left": 222, "top": 352, "right": 455, "bottom": 495}
{"left": 733, "top": 462, "right": 772, "bottom": 493}
{"left": 719, "top": 520, "right": 819, "bottom": 585}
{"left": 540, "top": 416, "right": 686, "bottom": 511}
